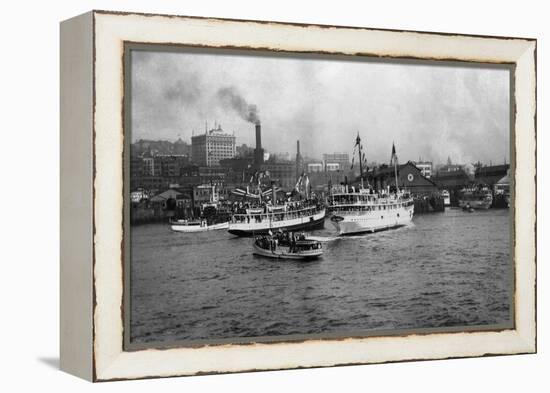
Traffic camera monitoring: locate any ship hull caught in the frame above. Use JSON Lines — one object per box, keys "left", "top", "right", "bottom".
{"left": 331, "top": 205, "right": 414, "bottom": 235}
{"left": 228, "top": 209, "right": 326, "bottom": 236}
{"left": 457, "top": 199, "right": 492, "bottom": 210}
{"left": 252, "top": 243, "right": 322, "bottom": 260}
{"left": 171, "top": 221, "right": 229, "bottom": 232}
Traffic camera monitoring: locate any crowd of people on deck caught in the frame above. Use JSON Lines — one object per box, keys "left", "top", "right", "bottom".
{"left": 256, "top": 230, "right": 308, "bottom": 253}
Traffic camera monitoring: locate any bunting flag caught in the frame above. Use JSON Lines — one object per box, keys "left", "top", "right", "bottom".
{"left": 261, "top": 187, "right": 281, "bottom": 197}
{"left": 231, "top": 188, "right": 261, "bottom": 198}
{"left": 295, "top": 173, "right": 304, "bottom": 192}
{"left": 232, "top": 187, "right": 247, "bottom": 196}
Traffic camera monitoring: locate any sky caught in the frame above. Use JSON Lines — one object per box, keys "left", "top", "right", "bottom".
{"left": 130, "top": 48, "right": 511, "bottom": 166}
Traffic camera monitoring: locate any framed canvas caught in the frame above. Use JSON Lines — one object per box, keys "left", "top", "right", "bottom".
{"left": 60, "top": 10, "right": 537, "bottom": 381}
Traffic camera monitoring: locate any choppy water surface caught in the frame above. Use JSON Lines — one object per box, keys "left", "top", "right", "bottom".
{"left": 130, "top": 208, "right": 512, "bottom": 344}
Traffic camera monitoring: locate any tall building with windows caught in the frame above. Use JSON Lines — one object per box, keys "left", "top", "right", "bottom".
{"left": 414, "top": 161, "right": 433, "bottom": 178}
{"left": 191, "top": 124, "right": 236, "bottom": 167}
{"left": 323, "top": 152, "right": 350, "bottom": 172}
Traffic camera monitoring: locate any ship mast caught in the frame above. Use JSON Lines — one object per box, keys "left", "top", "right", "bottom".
{"left": 356, "top": 132, "right": 365, "bottom": 189}
{"left": 391, "top": 142, "right": 399, "bottom": 193}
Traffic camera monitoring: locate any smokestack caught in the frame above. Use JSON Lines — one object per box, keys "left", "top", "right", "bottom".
{"left": 296, "top": 139, "right": 303, "bottom": 178}
{"left": 255, "top": 122, "right": 262, "bottom": 151}
{"left": 254, "top": 122, "right": 264, "bottom": 168}
{"left": 271, "top": 181, "right": 277, "bottom": 204}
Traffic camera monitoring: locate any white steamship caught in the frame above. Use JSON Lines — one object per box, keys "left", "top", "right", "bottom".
{"left": 328, "top": 134, "right": 414, "bottom": 235}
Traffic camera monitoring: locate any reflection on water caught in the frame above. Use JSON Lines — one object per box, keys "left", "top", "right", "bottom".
{"left": 130, "top": 208, "right": 512, "bottom": 344}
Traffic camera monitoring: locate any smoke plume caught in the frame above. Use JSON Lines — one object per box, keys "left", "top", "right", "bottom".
{"left": 217, "top": 86, "right": 260, "bottom": 124}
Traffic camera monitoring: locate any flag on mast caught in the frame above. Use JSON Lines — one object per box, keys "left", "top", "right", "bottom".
{"left": 391, "top": 142, "right": 399, "bottom": 192}
{"left": 351, "top": 132, "right": 361, "bottom": 170}
{"left": 390, "top": 142, "right": 398, "bottom": 166}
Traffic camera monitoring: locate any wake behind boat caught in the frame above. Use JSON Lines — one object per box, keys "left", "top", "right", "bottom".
{"left": 253, "top": 232, "right": 323, "bottom": 260}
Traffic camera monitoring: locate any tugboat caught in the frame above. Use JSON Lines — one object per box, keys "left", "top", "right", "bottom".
{"left": 458, "top": 184, "right": 493, "bottom": 210}
{"left": 253, "top": 231, "right": 323, "bottom": 260}
{"left": 328, "top": 135, "right": 414, "bottom": 235}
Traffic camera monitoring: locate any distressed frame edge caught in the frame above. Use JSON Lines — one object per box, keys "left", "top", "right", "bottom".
{"left": 122, "top": 42, "right": 518, "bottom": 353}
{"left": 90, "top": 11, "right": 537, "bottom": 381}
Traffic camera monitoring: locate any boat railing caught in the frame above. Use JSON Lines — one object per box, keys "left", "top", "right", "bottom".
{"left": 231, "top": 204, "right": 323, "bottom": 223}
{"left": 330, "top": 195, "right": 412, "bottom": 207}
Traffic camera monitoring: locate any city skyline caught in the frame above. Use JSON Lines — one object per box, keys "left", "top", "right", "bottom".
{"left": 131, "top": 49, "right": 511, "bottom": 166}
{"left": 130, "top": 134, "right": 502, "bottom": 168}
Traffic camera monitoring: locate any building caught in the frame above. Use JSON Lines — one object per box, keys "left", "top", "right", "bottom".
{"left": 156, "top": 155, "right": 189, "bottom": 177}
{"left": 236, "top": 143, "right": 254, "bottom": 158}
{"left": 325, "top": 163, "right": 340, "bottom": 172}
{"left": 173, "top": 137, "right": 191, "bottom": 155}
{"left": 494, "top": 173, "right": 510, "bottom": 194}
{"left": 475, "top": 164, "right": 510, "bottom": 186}
{"left": 261, "top": 162, "right": 296, "bottom": 189}
{"left": 432, "top": 163, "right": 470, "bottom": 189}
{"left": 180, "top": 165, "right": 227, "bottom": 187}
{"left": 142, "top": 156, "right": 158, "bottom": 176}
{"left": 272, "top": 152, "right": 291, "bottom": 162}
{"left": 414, "top": 161, "right": 433, "bottom": 178}
{"left": 368, "top": 162, "right": 438, "bottom": 195}
{"left": 191, "top": 124, "right": 236, "bottom": 167}
{"left": 193, "top": 184, "right": 220, "bottom": 208}
{"left": 323, "top": 152, "right": 350, "bottom": 172}
{"left": 307, "top": 162, "right": 324, "bottom": 173}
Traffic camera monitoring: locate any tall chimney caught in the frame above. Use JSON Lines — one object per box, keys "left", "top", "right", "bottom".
{"left": 254, "top": 122, "right": 264, "bottom": 168}
{"left": 296, "top": 139, "right": 303, "bottom": 178}
{"left": 255, "top": 122, "right": 262, "bottom": 151}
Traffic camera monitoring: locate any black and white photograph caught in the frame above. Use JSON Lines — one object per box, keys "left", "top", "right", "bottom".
{"left": 126, "top": 46, "right": 514, "bottom": 347}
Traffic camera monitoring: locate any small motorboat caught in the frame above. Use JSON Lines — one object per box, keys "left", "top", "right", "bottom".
{"left": 253, "top": 232, "right": 323, "bottom": 260}
{"left": 170, "top": 219, "right": 229, "bottom": 233}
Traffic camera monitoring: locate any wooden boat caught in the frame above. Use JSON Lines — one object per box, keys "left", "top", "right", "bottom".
{"left": 170, "top": 219, "right": 229, "bottom": 233}
{"left": 252, "top": 233, "right": 323, "bottom": 260}
{"left": 458, "top": 184, "right": 493, "bottom": 210}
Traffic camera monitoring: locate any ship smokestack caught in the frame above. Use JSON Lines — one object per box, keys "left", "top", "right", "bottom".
{"left": 271, "top": 181, "right": 277, "bottom": 204}
{"left": 254, "top": 121, "right": 264, "bottom": 168}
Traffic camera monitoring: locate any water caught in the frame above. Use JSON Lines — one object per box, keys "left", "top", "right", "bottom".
{"left": 129, "top": 208, "right": 512, "bottom": 345}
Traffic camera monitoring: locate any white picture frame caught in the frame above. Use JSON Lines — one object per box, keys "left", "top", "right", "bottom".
{"left": 60, "top": 10, "right": 536, "bottom": 381}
